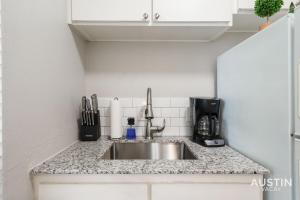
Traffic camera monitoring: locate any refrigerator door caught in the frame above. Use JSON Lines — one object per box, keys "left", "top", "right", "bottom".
{"left": 218, "top": 16, "right": 293, "bottom": 200}
{"left": 295, "top": 8, "right": 300, "bottom": 136}
{"left": 294, "top": 7, "right": 300, "bottom": 200}
{"left": 294, "top": 137, "right": 300, "bottom": 200}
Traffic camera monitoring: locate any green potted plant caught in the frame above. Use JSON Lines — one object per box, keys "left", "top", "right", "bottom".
{"left": 255, "top": 0, "right": 284, "bottom": 30}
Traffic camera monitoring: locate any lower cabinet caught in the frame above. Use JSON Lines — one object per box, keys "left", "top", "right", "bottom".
{"left": 152, "top": 184, "right": 261, "bottom": 200}
{"left": 39, "top": 184, "right": 148, "bottom": 200}
{"left": 34, "top": 175, "right": 263, "bottom": 200}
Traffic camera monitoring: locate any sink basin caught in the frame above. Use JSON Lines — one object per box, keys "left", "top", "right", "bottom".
{"left": 101, "top": 142, "right": 197, "bottom": 160}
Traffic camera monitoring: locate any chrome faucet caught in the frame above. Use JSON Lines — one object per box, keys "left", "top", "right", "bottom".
{"left": 145, "top": 88, "right": 166, "bottom": 140}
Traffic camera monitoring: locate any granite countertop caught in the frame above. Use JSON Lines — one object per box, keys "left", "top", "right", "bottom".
{"left": 31, "top": 137, "right": 269, "bottom": 175}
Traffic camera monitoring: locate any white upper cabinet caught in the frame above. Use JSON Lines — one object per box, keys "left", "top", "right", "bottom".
{"left": 72, "top": 0, "right": 151, "bottom": 22}
{"left": 71, "top": 0, "right": 233, "bottom": 25}
{"left": 237, "top": 0, "right": 293, "bottom": 11}
{"left": 152, "top": 0, "right": 233, "bottom": 24}
{"left": 69, "top": 0, "right": 234, "bottom": 41}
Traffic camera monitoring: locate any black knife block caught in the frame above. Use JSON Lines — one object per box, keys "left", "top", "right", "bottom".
{"left": 79, "top": 111, "right": 101, "bottom": 141}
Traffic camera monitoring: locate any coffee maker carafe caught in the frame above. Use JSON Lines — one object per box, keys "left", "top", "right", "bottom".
{"left": 190, "top": 98, "right": 225, "bottom": 147}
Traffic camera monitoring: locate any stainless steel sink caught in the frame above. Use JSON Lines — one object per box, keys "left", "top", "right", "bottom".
{"left": 101, "top": 142, "right": 197, "bottom": 160}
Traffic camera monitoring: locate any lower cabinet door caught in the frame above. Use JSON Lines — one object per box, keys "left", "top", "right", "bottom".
{"left": 39, "top": 184, "right": 148, "bottom": 200}
{"left": 151, "top": 184, "right": 262, "bottom": 200}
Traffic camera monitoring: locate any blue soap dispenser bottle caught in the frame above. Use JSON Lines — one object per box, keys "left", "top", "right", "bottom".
{"left": 126, "top": 117, "right": 136, "bottom": 140}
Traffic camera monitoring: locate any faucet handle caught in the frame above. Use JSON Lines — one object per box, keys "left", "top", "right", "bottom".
{"left": 156, "top": 119, "right": 166, "bottom": 132}
{"left": 153, "top": 119, "right": 166, "bottom": 137}
{"left": 149, "top": 119, "right": 165, "bottom": 138}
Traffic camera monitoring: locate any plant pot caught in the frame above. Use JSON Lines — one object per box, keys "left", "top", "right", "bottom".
{"left": 259, "top": 21, "right": 271, "bottom": 31}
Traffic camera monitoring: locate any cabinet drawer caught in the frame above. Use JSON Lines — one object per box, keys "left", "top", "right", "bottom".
{"left": 152, "top": 184, "right": 262, "bottom": 200}
{"left": 72, "top": 0, "right": 151, "bottom": 22}
{"left": 39, "top": 184, "right": 148, "bottom": 200}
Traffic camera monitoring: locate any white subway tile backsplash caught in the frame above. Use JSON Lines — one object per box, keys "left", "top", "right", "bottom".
{"left": 101, "top": 127, "right": 111, "bottom": 136}
{"left": 152, "top": 118, "right": 170, "bottom": 127}
{"left": 119, "top": 98, "right": 133, "bottom": 108}
{"left": 170, "top": 97, "right": 190, "bottom": 107}
{"left": 100, "top": 116, "right": 111, "bottom": 127}
{"left": 162, "top": 127, "right": 180, "bottom": 137}
{"left": 152, "top": 108, "right": 161, "bottom": 117}
{"left": 106, "top": 127, "right": 112, "bottom": 136}
{"left": 99, "top": 108, "right": 105, "bottom": 116}
{"left": 121, "top": 117, "right": 128, "bottom": 126}
{"left": 152, "top": 97, "right": 171, "bottom": 107}
{"left": 133, "top": 98, "right": 146, "bottom": 107}
{"left": 136, "top": 119, "right": 146, "bottom": 127}
{"left": 98, "top": 97, "right": 111, "bottom": 108}
{"left": 180, "top": 126, "right": 192, "bottom": 137}
{"left": 170, "top": 118, "right": 181, "bottom": 127}
{"left": 100, "top": 97, "right": 190, "bottom": 137}
{"left": 123, "top": 108, "right": 137, "bottom": 118}
{"left": 99, "top": 108, "right": 110, "bottom": 117}
{"left": 161, "top": 108, "right": 180, "bottom": 118}
{"left": 179, "top": 107, "right": 190, "bottom": 118}
{"left": 135, "top": 107, "right": 145, "bottom": 119}
{"left": 136, "top": 127, "right": 145, "bottom": 137}
{"left": 170, "top": 118, "right": 190, "bottom": 127}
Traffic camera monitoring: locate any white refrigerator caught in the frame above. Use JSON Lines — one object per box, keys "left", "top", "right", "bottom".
{"left": 294, "top": 7, "right": 300, "bottom": 200}
{"left": 217, "top": 8, "right": 300, "bottom": 200}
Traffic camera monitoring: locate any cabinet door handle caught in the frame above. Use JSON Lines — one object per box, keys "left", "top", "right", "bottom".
{"left": 143, "top": 13, "right": 149, "bottom": 20}
{"left": 154, "top": 13, "right": 160, "bottom": 20}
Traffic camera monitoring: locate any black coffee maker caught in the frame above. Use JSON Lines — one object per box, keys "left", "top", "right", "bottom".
{"left": 190, "top": 98, "right": 225, "bottom": 147}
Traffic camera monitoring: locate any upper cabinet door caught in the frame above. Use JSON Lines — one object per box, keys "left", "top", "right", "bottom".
{"left": 152, "top": 0, "right": 233, "bottom": 23}
{"left": 71, "top": 0, "right": 151, "bottom": 22}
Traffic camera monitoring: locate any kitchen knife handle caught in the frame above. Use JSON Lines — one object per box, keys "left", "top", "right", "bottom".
{"left": 82, "top": 96, "right": 87, "bottom": 110}
{"left": 91, "top": 112, "right": 95, "bottom": 126}
{"left": 82, "top": 111, "right": 86, "bottom": 125}
{"left": 91, "top": 94, "right": 98, "bottom": 113}
{"left": 86, "top": 111, "right": 91, "bottom": 126}
{"left": 86, "top": 99, "right": 91, "bottom": 110}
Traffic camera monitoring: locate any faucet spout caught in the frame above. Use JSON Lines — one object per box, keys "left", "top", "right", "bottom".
{"left": 145, "top": 88, "right": 154, "bottom": 119}
{"left": 147, "top": 88, "right": 152, "bottom": 105}
{"left": 144, "top": 88, "right": 165, "bottom": 140}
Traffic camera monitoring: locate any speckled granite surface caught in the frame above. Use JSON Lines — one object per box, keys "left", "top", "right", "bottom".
{"left": 31, "top": 137, "right": 269, "bottom": 175}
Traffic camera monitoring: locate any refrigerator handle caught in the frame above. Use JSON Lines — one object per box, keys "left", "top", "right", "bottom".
{"left": 295, "top": 135, "right": 300, "bottom": 140}
{"left": 298, "top": 61, "right": 300, "bottom": 118}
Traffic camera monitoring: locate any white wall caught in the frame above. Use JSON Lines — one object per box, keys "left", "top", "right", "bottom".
{"left": 85, "top": 33, "right": 252, "bottom": 98}
{"left": 2, "top": 0, "right": 86, "bottom": 200}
